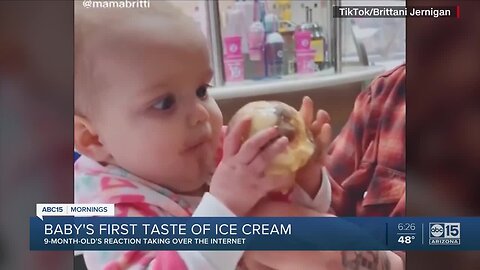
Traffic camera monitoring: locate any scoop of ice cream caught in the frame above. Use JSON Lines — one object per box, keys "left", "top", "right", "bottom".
{"left": 229, "top": 101, "right": 315, "bottom": 178}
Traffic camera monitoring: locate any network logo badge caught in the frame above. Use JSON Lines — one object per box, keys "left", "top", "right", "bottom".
{"left": 429, "top": 223, "right": 461, "bottom": 245}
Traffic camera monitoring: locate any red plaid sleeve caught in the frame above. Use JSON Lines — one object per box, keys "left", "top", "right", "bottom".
{"left": 326, "top": 65, "right": 406, "bottom": 217}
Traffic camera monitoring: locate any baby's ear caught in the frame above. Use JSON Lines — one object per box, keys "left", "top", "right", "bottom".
{"left": 74, "top": 115, "right": 111, "bottom": 163}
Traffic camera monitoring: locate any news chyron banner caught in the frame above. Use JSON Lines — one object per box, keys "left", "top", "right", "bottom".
{"left": 30, "top": 204, "right": 480, "bottom": 251}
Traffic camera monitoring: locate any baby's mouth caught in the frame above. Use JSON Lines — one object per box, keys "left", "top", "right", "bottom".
{"left": 184, "top": 136, "right": 211, "bottom": 153}
{"left": 187, "top": 141, "right": 207, "bottom": 151}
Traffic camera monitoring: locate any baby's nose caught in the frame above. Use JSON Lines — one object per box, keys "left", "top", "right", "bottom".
{"left": 188, "top": 102, "right": 209, "bottom": 126}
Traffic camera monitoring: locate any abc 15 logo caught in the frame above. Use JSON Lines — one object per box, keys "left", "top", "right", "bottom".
{"left": 429, "top": 223, "right": 461, "bottom": 238}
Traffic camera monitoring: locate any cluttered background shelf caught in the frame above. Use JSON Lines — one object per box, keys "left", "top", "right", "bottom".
{"left": 211, "top": 65, "right": 385, "bottom": 100}
{"left": 215, "top": 65, "right": 385, "bottom": 137}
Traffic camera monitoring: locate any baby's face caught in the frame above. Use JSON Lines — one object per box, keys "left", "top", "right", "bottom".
{"left": 90, "top": 18, "right": 223, "bottom": 194}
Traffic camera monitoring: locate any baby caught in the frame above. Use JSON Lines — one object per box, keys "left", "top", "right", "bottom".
{"left": 74, "top": 2, "right": 330, "bottom": 269}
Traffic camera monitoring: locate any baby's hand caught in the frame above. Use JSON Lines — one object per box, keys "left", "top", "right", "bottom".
{"left": 296, "top": 96, "right": 332, "bottom": 198}
{"left": 209, "top": 118, "right": 294, "bottom": 216}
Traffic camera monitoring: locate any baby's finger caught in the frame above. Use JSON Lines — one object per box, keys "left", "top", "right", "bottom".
{"left": 316, "top": 109, "right": 331, "bottom": 125}
{"left": 311, "top": 120, "right": 321, "bottom": 136}
{"left": 236, "top": 126, "right": 280, "bottom": 164}
{"left": 249, "top": 136, "right": 289, "bottom": 174}
{"left": 312, "top": 123, "right": 332, "bottom": 162}
{"left": 299, "top": 96, "right": 314, "bottom": 125}
{"left": 319, "top": 123, "right": 332, "bottom": 148}
{"left": 311, "top": 110, "right": 331, "bottom": 135}
{"left": 262, "top": 173, "right": 295, "bottom": 193}
{"left": 224, "top": 117, "right": 252, "bottom": 157}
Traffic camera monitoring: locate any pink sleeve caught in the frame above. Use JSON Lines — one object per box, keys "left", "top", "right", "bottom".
{"left": 151, "top": 251, "right": 188, "bottom": 270}
{"left": 116, "top": 205, "right": 188, "bottom": 269}
{"left": 84, "top": 205, "right": 192, "bottom": 270}
{"left": 101, "top": 251, "right": 188, "bottom": 270}
{"left": 85, "top": 200, "right": 238, "bottom": 270}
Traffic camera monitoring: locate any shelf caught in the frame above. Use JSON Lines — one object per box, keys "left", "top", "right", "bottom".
{"left": 210, "top": 65, "right": 386, "bottom": 100}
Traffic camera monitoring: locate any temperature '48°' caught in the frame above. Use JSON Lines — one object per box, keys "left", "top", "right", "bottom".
{"left": 398, "top": 235, "right": 415, "bottom": 244}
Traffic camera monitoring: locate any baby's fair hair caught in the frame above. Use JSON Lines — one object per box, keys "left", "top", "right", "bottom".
{"left": 74, "top": 1, "right": 193, "bottom": 116}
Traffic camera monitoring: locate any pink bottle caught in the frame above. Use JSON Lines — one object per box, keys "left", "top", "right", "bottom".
{"left": 224, "top": 36, "right": 242, "bottom": 57}
{"left": 224, "top": 35, "right": 244, "bottom": 82}
{"left": 223, "top": 6, "right": 245, "bottom": 82}
{"left": 296, "top": 49, "right": 316, "bottom": 74}
{"left": 294, "top": 30, "right": 312, "bottom": 51}
{"left": 294, "top": 29, "right": 314, "bottom": 74}
{"left": 224, "top": 55, "right": 244, "bottom": 82}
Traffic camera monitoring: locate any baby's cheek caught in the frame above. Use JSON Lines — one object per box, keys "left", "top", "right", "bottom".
{"left": 206, "top": 98, "right": 223, "bottom": 124}
{"left": 130, "top": 136, "right": 174, "bottom": 167}
{"left": 209, "top": 110, "right": 224, "bottom": 143}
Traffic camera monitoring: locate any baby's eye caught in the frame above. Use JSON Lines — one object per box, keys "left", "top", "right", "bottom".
{"left": 153, "top": 95, "right": 175, "bottom": 111}
{"left": 196, "top": 84, "right": 211, "bottom": 100}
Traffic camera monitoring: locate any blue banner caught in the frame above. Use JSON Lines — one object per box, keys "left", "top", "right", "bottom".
{"left": 30, "top": 217, "right": 480, "bottom": 250}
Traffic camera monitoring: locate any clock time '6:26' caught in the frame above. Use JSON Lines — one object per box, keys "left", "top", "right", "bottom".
{"left": 397, "top": 223, "right": 415, "bottom": 231}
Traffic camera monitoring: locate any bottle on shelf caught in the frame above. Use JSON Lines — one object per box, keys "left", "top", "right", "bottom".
{"left": 247, "top": 0, "right": 263, "bottom": 62}
{"left": 275, "top": 0, "right": 295, "bottom": 75}
{"left": 311, "top": 22, "right": 328, "bottom": 70}
{"left": 264, "top": 13, "right": 285, "bottom": 78}
{"left": 294, "top": 29, "right": 315, "bottom": 74}
{"left": 223, "top": 6, "right": 245, "bottom": 82}
{"left": 245, "top": 0, "right": 266, "bottom": 80}
{"left": 275, "top": 0, "right": 292, "bottom": 33}
{"left": 297, "top": 7, "right": 327, "bottom": 71}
